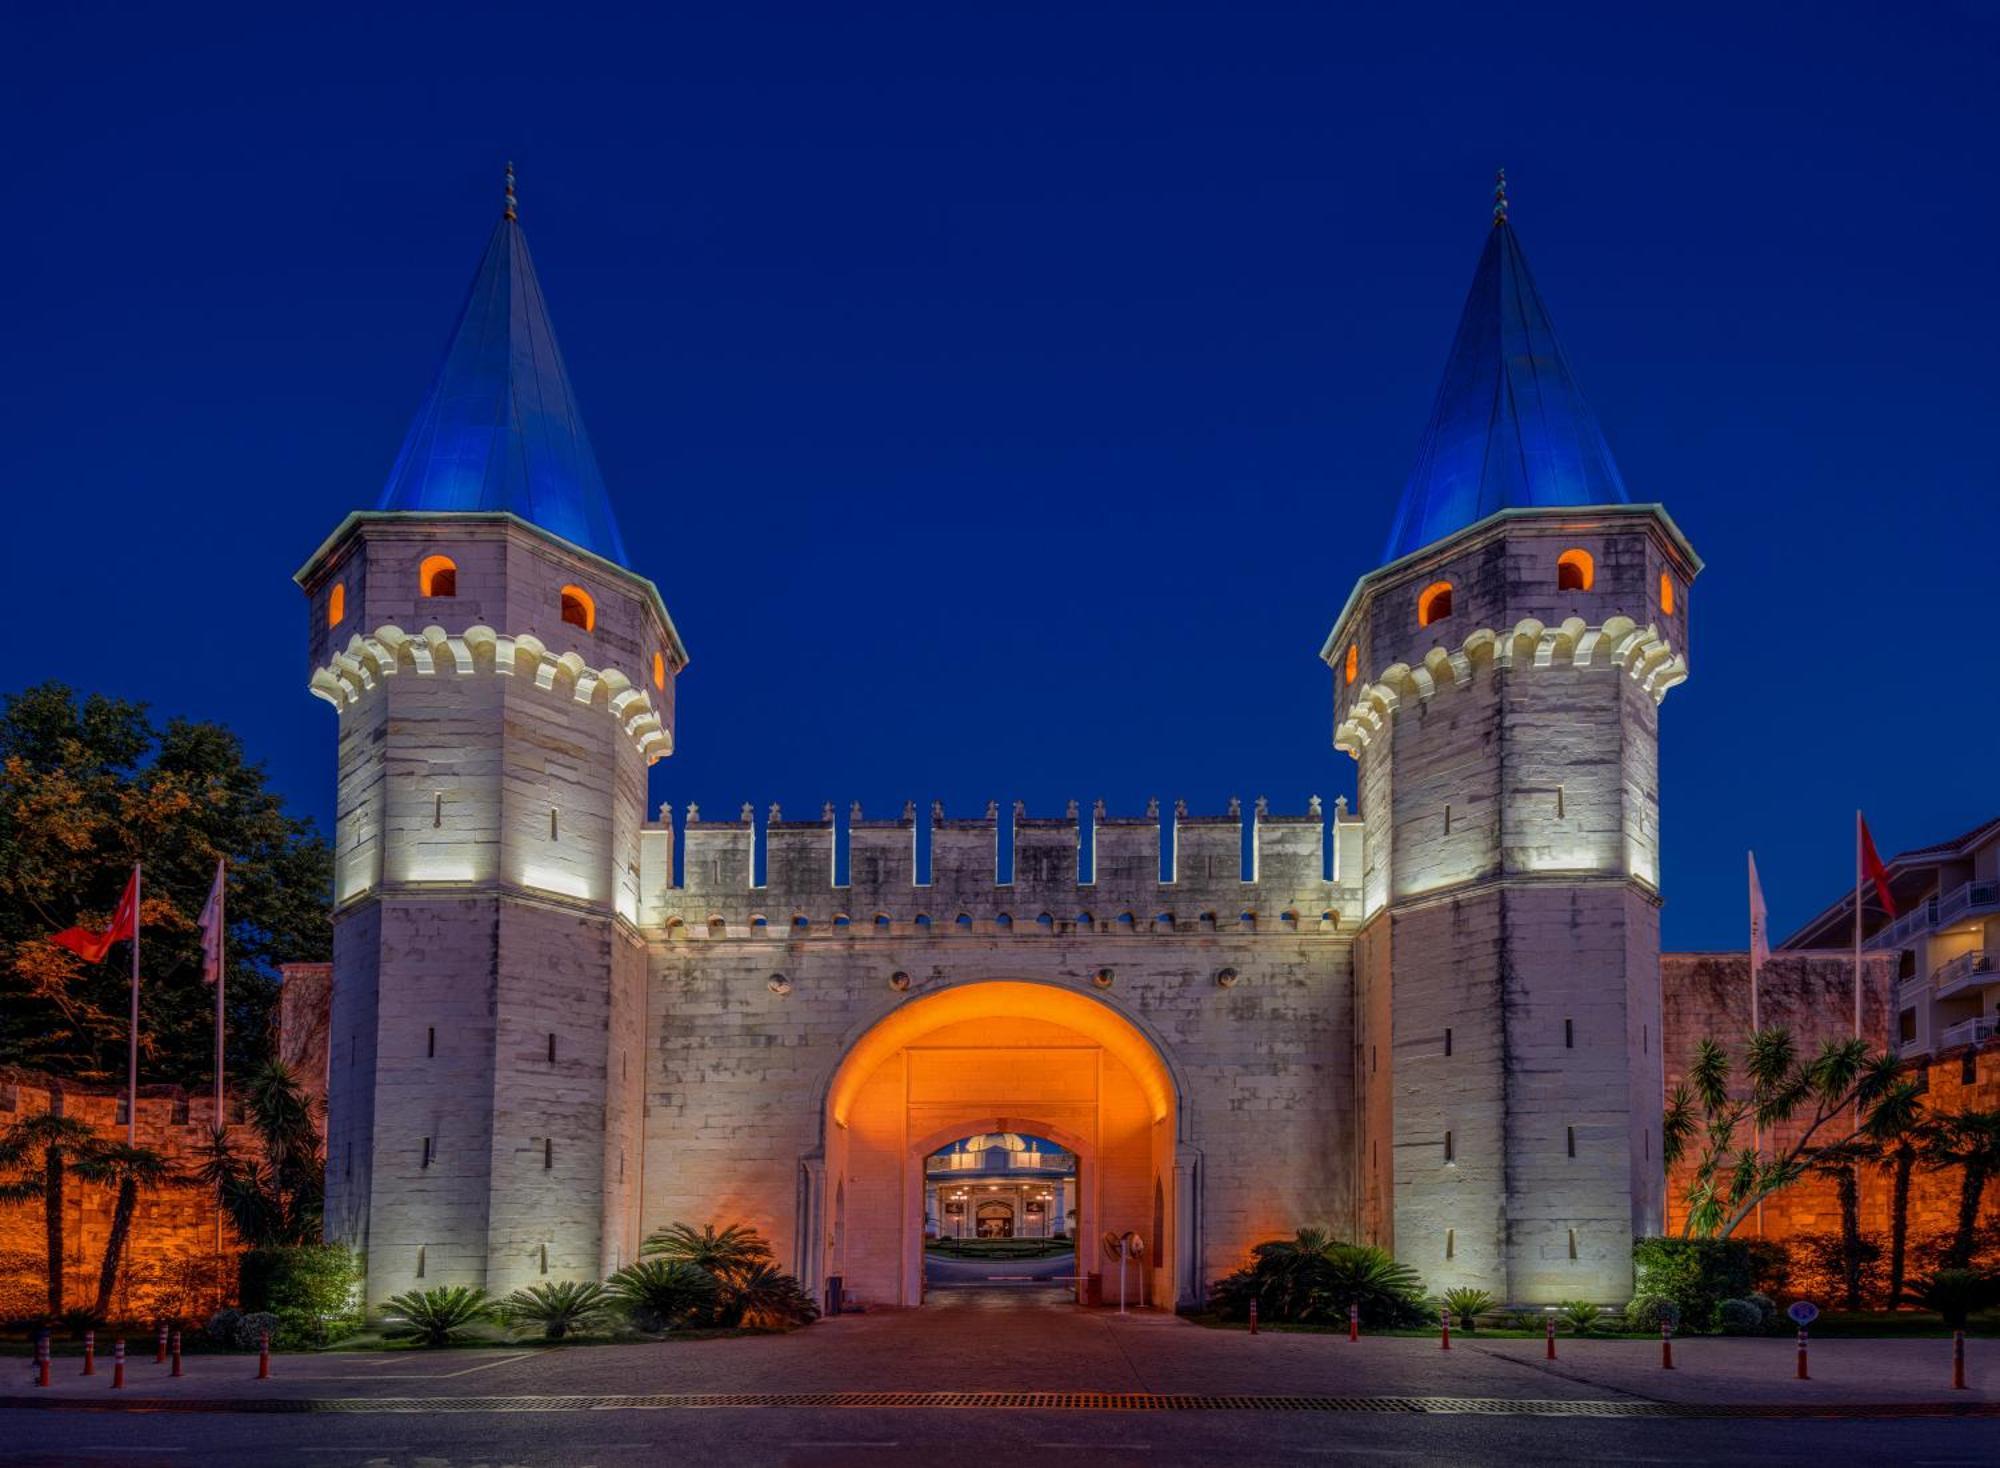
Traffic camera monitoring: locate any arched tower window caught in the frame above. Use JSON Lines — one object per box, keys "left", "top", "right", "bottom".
{"left": 1659, "top": 572, "right": 1676, "bottom": 615}
{"left": 1417, "top": 581, "right": 1453, "bottom": 627}
{"left": 1344, "top": 644, "right": 1359, "bottom": 685}
{"left": 652, "top": 651, "right": 666, "bottom": 691}
{"left": 327, "top": 583, "right": 346, "bottom": 630}
{"left": 559, "top": 585, "right": 595, "bottom": 631}
{"left": 1556, "top": 548, "right": 1593, "bottom": 592}
{"left": 419, "top": 554, "right": 457, "bottom": 597}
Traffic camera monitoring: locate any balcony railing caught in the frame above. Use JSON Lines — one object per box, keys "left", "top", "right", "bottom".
{"left": 1872, "top": 880, "right": 2000, "bottom": 951}
{"left": 1932, "top": 951, "right": 1999, "bottom": 999}
{"left": 1940, "top": 1015, "right": 1999, "bottom": 1050}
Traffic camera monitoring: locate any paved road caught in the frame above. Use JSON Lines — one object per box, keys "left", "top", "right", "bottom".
{"left": 3, "top": 1292, "right": 1994, "bottom": 1466}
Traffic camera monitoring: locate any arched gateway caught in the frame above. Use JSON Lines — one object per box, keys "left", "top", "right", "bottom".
{"left": 814, "top": 981, "right": 1184, "bottom": 1308}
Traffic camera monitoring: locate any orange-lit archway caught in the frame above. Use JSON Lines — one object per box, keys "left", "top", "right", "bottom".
{"left": 814, "top": 981, "right": 1187, "bottom": 1310}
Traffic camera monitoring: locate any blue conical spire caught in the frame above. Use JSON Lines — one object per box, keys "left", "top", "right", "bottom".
{"left": 1381, "top": 186, "right": 1629, "bottom": 563}
{"left": 378, "top": 174, "right": 630, "bottom": 566}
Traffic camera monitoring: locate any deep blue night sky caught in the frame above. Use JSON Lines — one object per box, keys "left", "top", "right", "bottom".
{"left": 4, "top": 2, "right": 1994, "bottom": 949}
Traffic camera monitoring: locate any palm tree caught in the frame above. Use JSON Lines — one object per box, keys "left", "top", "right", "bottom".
{"left": 199, "top": 1061, "right": 323, "bottom": 1247}
{"left": 1927, "top": 1109, "right": 2000, "bottom": 1270}
{"left": 74, "top": 1143, "right": 181, "bottom": 1320}
{"left": 0, "top": 1111, "right": 102, "bottom": 1319}
{"left": 1860, "top": 1076, "right": 1932, "bottom": 1307}
{"left": 1803, "top": 1137, "right": 1870, "bottom": 1309}
{"left": 640, "top": 1222, "right": 773, "bottom": 1282}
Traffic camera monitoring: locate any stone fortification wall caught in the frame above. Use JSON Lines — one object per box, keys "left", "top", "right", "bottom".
{"left": 644, "top": 799, "right": 1366, "bottom": 933}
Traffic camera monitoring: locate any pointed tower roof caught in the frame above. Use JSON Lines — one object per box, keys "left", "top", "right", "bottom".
{"left": 377, "top": 169, "right": 630, "bottom": 566}
{"left": 1381, "top": 177, "right": 1629, "bottom": 563}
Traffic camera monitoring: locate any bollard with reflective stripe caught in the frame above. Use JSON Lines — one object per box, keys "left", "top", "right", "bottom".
{"left": 1660, "top": 1322, "right": 1674, "bottom": 1369}
{"left": 1439, "top": 1306, "right": 1451, "bottom": 1351}
{"left": 1953, "top": 1330, "right": 1966, "bottom": 1391}
{"left": 1795, "top": 1327, "right": 1809, "bottom": 1380}
{"left": 257, "top": 1330, "right": 270, "bottom": 1380}
{"left": 170, "top": 1329, "right": 182, "bottom": 1378}
{"left": 112, "top": 1339, "right": 125, "bottom": 1389}
{"left": 1247, "top": 1299, "right": 1258, "bottom": 1335}
{"left": 81, "top": 1329, "right": 94, "bottom": 1376}
{"left": 1348, "top": 1302, "right": 1359, "bottom": 1342}
{"left": 1545, "top": 1315, "right": 1557, "bottom": 1360}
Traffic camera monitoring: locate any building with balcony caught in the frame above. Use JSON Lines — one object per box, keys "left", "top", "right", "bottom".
{"left": 1783, "top": 817, "right": 2000, "bottom": 1059}
{"left": 925, "top": 1134, "right": 1076, "bottom": 1240}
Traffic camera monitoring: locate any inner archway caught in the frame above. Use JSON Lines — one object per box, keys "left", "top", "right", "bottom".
{"left": 925, "top": 1131, "right": 1077, "bottom": 1297}
{"left": 819, "top": 980, "right": 1182, "bottom": 1309}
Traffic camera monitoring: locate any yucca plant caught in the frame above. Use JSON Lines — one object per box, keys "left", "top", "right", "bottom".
{"left": 499, "top": 1280, "right": 615, "bottom": 1341}
{"left": 1558, "top": 1299, "right": 1602, "bottom": 1334}
{"left": 606, "top": 1258, "right": 719, "bottom": 1332}
{"left": 1441, "top": 1287, "right": 1495, "bottom": 1331}
{"left": 640, "top": 1222, "right": 774, "bottom": 1282}
{"left": 721, "top": 1263, "right": 820, "bottom": 1328}
{"left": 381, "top": 1286, "right": 492, "bottom": 1346}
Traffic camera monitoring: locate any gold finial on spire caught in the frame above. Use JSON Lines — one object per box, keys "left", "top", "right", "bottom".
{"left": 504, "top": 161, "right": 518, "bottom": 222}
{"left": 1492, "top": 167, "right": 1508, "bottom": 227}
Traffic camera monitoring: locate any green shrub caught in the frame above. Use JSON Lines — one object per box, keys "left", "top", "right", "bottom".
{"left": 1917, "top": 1269, "right": 2000, "bottom": 1329}
{"left": 1557, "top": 1300, "right": 1601, "bottom": 1334}
{"left": 1441, "top": 1287, "right": 1495, "bottom": 1330}
{"left": 722, "top": 1263, "right": 820, "bottom": 1328}
{"left": 204, "top": 1307, "right": 280, "bottom": 1350}
{"left": 1624, "top": 1295, "right": 1680, "bottom": 1333}
{"left": 238, "top": 1244, "right": 362, "bottom": 1348}
{"left": 1208, "top": 1231, "right": 1428, "bottom": 1328}
{"left": 381, "top": 1286, "right": 492, "bottom": 1347}
{"left": 1716, "top": 1298, "right": 1764, "bottom": 1335}
{"left": 1631, "top": 1237, "right": 1783, "bottom": 1333}
{"left": 607, "top": 1259, "right": 719, "bottom": 1332}
{"left": 1778, "top": 1232, "right": 1884, "bottom": 1308}
{"left": 498, "top": 1281, "right": 616, "bottom": 1341}
{"left": 1505, "top": 1308, "right": 1543, "bottom": 1333}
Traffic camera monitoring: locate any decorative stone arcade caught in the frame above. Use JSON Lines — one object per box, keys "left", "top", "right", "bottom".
{"left": 813, "top": 981, "right": 1185, "bottom": 1309}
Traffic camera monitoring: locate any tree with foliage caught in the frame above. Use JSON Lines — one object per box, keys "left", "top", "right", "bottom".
{"left": 0, "top": 683, "right": 331, "bottom": 1085}
{"left": 1661, "top": 1030, "right": 1899, "bottom": 1238}
{"left": 1802, "top": 1136, "right": 1872, "bottom": 1310}
{"left": 1859, "top": 1076, "right": 1932, "bottom": 1308}
{"left": 74, "top": 1142, "right": 182, "bottom": 1321}
{"left": 1925, "top": 1109, "right": 2000, "bottom": 1270}
{"left": 199, "top": 1061, "right": 324, "bottom": 1247}
{"left": 0, "top": 1110, "right": 101, "bottom": 1318}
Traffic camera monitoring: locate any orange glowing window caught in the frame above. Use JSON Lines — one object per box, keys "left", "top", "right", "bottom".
{"left": 327, "top": 583, "right": 346, "bottom": 629}
{"left": 1417, "top": 581, "right": 1453, "bottom": 627}
{"left": 652, "top": 651, "right": 666, "bottom": 691}
{"left": 559, "top": 585, "right": 595, "bottom": 631}
{"left": 1344, "top": 644, "right": 1359, "bottom": 685}
{"left": 1659, "top": 572, "right": 1676, "bottom": 615}
{"left": 1556, "top": 548, "right": 1594, "bottom": 592}
{"left": 419, "top": 554, "right": 458, "bottom": 597}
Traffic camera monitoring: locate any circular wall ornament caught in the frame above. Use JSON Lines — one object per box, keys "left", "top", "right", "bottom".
{"left": 767, "top": 974, "right": 792, "bottom": 996}
{"left": 888, "top": 970, "right": 911, "bottom": 993}
{"left": 1215, "top": 967, "right": 1239, "bottom": 989}
{"left": 1092, "top": 968, "right": 1114, "bottom": 989}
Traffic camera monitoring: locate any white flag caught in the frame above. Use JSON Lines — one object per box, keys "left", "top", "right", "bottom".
{"left": 1748, "top": 852, "right": 1771, "bottom": 978}
{"left": 198, "top": 859, "right": 225, "bottom": 985}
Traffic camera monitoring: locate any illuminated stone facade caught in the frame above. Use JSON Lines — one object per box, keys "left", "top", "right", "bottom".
{"left": 301, "top": 191, "right": 1709, "bottom": 1313}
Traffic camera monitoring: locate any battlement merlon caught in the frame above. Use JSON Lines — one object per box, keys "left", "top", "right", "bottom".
{"left": 638, "top": 800, "right": 1366, "bottom": 933}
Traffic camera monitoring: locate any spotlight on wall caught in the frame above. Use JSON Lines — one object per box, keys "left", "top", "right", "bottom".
{"left": 767, "top": 974, "right": 792, "bottom": 996}
{"left": 1092, "top": 968, "right": 1114, "bottom": 989}
{"left": 1215, "top": 967, "right": 1239, "bottom": 989}
{"left": 888, "top": 970, "right": 911, "bottom": 992}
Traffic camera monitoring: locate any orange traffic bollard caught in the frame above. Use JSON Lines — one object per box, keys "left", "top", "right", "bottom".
{"left": 156, "top": 1322, "right": 167, "bottom": 1365}
{"left": 1247, "top": 1299, "right": 1258, "bottom": 1335}
{"left": 170, "top": 1329, "right": 182, "bottom": 1378}
{"left": 257, "top": 1330, "right": 270, "bottom": 1380}
{"left": 1795, "top": 1328, "right": 1809, "bottom": 1380}
{"left": 112, "top": 1338, "right": 125, "bottom": 1390}
{"left": 1660, "top": 1323, "right": 1674, "bottom": 1369}
{"left": 35, "top": 1330, "right": 49, "bottom": 1388}
{"left": 1544, "top": 1315, "right": 1556, "bottom": 1360}
{"left": 1953, "top": 1330, "right": 1966, "bottom": 1391}
{"left": 1348, "top": 1303, "right": 1359, "bottom": 1342}
{"left": 1439, "top": 1306, "right": 1451, "bottom": 1351}
{"left": 82, "top": 1329, "right": 94, "bottom": 1376}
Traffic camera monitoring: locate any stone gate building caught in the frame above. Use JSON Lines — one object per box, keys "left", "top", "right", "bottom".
{"left": 298, "top": 176, "right": 1700, "bottom": 1311}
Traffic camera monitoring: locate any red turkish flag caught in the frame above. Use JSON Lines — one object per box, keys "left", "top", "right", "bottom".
{"left": 1859, "top": 816, "right": 1897, "bottom": 919}
{"left": 49, "top": 867, "right": 140, "bottom": 964}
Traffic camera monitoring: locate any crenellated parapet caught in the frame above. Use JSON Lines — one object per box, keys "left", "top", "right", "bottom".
{"left": 1334, "top": 614, "right": 1686, "bottom": 758}
{"left": 643, "top": 797, "right": 1367, "bottom": 937}
{"left": 308, "top": 622, "right": 673, "bottom": 764}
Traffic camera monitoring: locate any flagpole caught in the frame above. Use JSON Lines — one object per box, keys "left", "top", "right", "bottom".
{"left": 127, "top": 863, "right": 140, "bottom": 1146}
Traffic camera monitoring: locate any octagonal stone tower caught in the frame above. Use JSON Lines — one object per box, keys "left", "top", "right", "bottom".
{"left": 297, "top": 177, "right": 686, "bottom": 1306}
{"left": 1325, "top": 186, "right": 1700, "bottom": 1303}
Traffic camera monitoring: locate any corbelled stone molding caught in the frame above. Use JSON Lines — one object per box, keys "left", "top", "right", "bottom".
{"left": 1336, "top": 615, "right": 1687, "bottom": 758}
{"left": 308, "top": 622, "right": 671, "bottom": 763}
